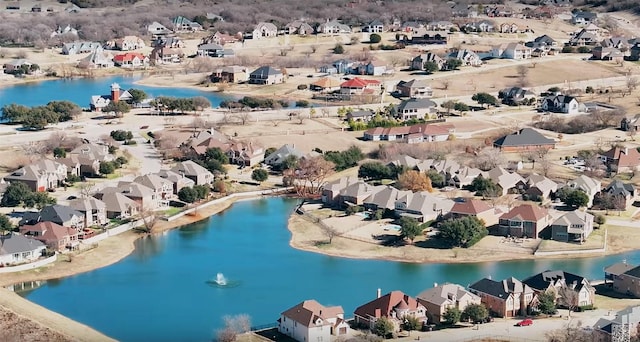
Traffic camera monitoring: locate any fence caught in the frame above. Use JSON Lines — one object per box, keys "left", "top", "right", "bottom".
{"left": 0, "top": 254, "right": 57, "bottom": 274}
{"left": 81, "top": 219, "right": 144, "bottom": 245}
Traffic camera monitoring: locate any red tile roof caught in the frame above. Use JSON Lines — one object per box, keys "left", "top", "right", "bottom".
{"left": 500, "top": 204, "right": 548, "bottom": 222}
{"left": 354, "top": 290, "right": 422, "bottom": 319}
{"left": 340, "top": 77, "right": 381, "bottom": 88}
{"left": 602, "top": 146, "right": 640, "bottom": 168}
{"left": 113, "top": 52, "right": 146, "bottom": 63}
{"left": 281, "top": 300, "right": 344, "bottom": 328}
{"left": 450, "top": 199, "right": 493, "bottom": 215}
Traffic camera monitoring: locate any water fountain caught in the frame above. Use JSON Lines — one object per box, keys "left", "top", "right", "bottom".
{"left": 215, "top": 273, "right": 227, "bottom": 286}
{"left": 206, "top": 272, "right": 239, "bottom": 288}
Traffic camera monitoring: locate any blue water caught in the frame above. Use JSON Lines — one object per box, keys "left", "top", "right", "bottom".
{"left": 19, "top": 197, "right": 640, "bottom": 342}
{"left": 0, "top": 74, "right": 234, "bottom": 109}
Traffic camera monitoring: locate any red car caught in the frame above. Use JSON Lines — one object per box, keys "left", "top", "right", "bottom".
{"left": 516, "top": 318, "right": 533, "bottom": 327}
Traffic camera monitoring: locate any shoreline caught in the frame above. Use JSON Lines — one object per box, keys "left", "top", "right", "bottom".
{"left": 286, "top": 213, "right": 633, "bottom": 265}
{"left": 0, "top": 192, "right": 266, "bottom": 342}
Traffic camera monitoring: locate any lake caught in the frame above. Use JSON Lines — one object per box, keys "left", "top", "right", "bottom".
{"left": 19, "top": 197, "right": 640, "bottom": 342}
{"left": 0, "top": 74, "right": 234, "bottom": 109}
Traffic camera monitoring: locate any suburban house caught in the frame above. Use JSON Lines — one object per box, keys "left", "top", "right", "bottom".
{"left": 411, "top": 53, "right": 445, "bottom": 71}
{"left": 491, "top": 43, "right": 532, "bottom": 60}
{"left": 226, "top": 142, "right": 264, "bottom": 167}
{"left": 493, "top": 128, "right": 555, "bottom": 152}
{"left": 113, "top": 53, "right": 149, "bottom": 68}
{"left": 197, "top": 43, "right": 225, "bottom": 57}
{"left": 354, "top": 290, "right": 427, "bottom": 332}
{"left": 98, "top": 192, "right": 139, "bottom": 219}
{"left": 621, "top": 115, "right": 640, "bottom": 132}
{"left": 278, "top": 300, "right": 349, "bottom": 342}
{"left": 591, "top": 47, "right": 624, "bottom": 61}
{"left": 111, "top": 36, "right": 146, "bottom": 51}
{"left": 525, "top": 35, "right": 558, "bottom": 51}
{"left": 396, "top": 79, "right": 433, "bottom": 98}
{"left": 0, "top": 233, "right": 46, "bottom": 266}
{"left": 284, "top": 21, "right": 315, "bottom": 35}
{"left": 355, "top": 60, "right": 387, "bottom": 76}
{"left": 19, "top": 221, "right": 79, "bottom": 252}
{"left": 449, "top": 167, "right": 485, "bottom": 189}
{"left": 363, "top": 186, "right": 411, "bottom": 211}
{"left": 310, "top": 77, "right": 342, "bottom": 92}
{"left": 147, "top": 21, "right": 171, "bottom": 37}
{"left": 540, "top": 94, "right": 581, "bottom": 114}
{"left": 363, "top": 124, "right": 454, "bottom": 143}
{"left": 469, "top": 277, "right": 536, "bottom": 317}
{"left": 90, "top": 83, "right": 132, "bottom": 111}
{"left": 339, "top": 78, "right": 381, "bottom": 95}
{"left": 249, "top": 66, "right": 284, "bottom": 85}
{"left": 487, "top": 167, "right": 525, "bottom": 196}
{"left": 499, "top": 87, "right": 536, "bottom": 105}
{"left": 601, "top": 146, "right": 640, "bottom": 173}
{"left": 499, "top": 22, "right": 519, "bottom": 33}
{"left": 4, "top": 59, "right": 34, "bottom": 74}
{"left": 631, "top": 43, "right": 640, "bottom": 61}
{"left": 172, "top": 16, "right": 203, "bottom": 32}
{"left": 550, "top": 211, "right": 594, "bottom": 243}
{"left": 156, "top": 170, "right": 195, "bottom": 195}
{"left": 498, "top": 204, "right": 551, "bottom": 238}
{"left": 171, "top": 161, "right": 214, "bottom": 185}
{"left": 62, "top": 41, "right": 101, "bottom": 55}
{"left": 58, "top": 155, "right": 99, "bottom": 178}
{"left": 426, "top": 21, "right": 456, "bottom": 31}
{"left": 317, "top": 20, "right": 351, "bottom": 34}
{"left": 339, "top": 181, "right": 381, "bottom": 206}
{"left": 103, "top": 182, "right": 161, "bottom": 209}
{"left": 394, "top": 192, "right": 454, "bottom": 222}
{"left": 265, "top": 144, "right": 305, "bottom": 166}
{"left": 395, "top": 98, "right": 437, "bottom": 120}
{"left": 417, "top": 283, "right": 481, "bottom": 324}
{"left": 566, "top": 175, "right": 601, "bottom": 208}
{"left": 5, "top": 159, "right": 68, "bottom": 192}
{"left": 346, "top": 110, "right": 375, "bottom": 122}
{"left": 461, "top": 20, "right": 495, "bottom": 32}
{"left": 79, "top": 46, "right": 114, "bottom": 69}
{"left": 134, "top": 174, "right": 174, "bottom": 202}
{"left": 150, "top": 47, "right": 183, "bottom": 64}
{"left": 152, "top": 36, "right": 184, "bottom": 48}
{"left": 448, "top": 199, "right": 501, "bottom": 226}
{"left": 201, "top": 32, "right": 239, "bottom": 46}
{"left": 210, "top": 66, "right": 248, "bottom": 84}
{"left": 363, "top": 20, "right": 384, "bottom": 33}
{"left": 445, "top": 49, "right": 482, "bottom": 67}
{"left": 321, "top": 177, "right": 359, "bottom": 206}
{"left": 605, "top": 261, "right": 635, "bottom": 286}
{"left": 252, "top": 22, "right": 278, "bottom": 39}
{"left": 603, "top": 180, "right": 637, "bottom": 208}
{"left": 525, "top": 174, "right": 558, "bottom": 201}
{"left": 68, "top": 197, "right": 108, "bottom": 227}
{"left": 522, "top": 270, "right": 595, "bottom": 307}
{"left": 569, "top": 29, "right": 598, "bottom": 46}
{"left": 612, "top": 265, "right": 640, "bottom": 298}
{"left": 21, "top": 204, "right": 85, "bottom": 230}
{"left": 594, "top": 306, "right": 640, "bottom": 342}
{"left": 572, "top": 10, "right": 598, "bottom": 25}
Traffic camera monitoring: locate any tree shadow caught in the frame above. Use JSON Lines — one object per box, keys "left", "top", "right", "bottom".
{"left": 594, "top": 283, "right": 637, "bottom": 299}
{"left": 414, "top": 237, "right": 450, "bottom": 249}
{"left": 372, "top": 234, "right": 406, "bottom": 247}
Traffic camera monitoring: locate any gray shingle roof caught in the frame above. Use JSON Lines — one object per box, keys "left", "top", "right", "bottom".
{"left": 0, "top": 233, "right": 45, "bottom": 255}
{"left": 494, "top": 128, "right": 555, "bottom": 148}
{"left": 398, "top": 98, "right": 437, "bottom": 112}
{"left": 250, "top": 66, "right": 282, "bottom": 77}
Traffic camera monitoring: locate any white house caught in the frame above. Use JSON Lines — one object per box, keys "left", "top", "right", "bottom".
{"left": 540, "top": 94, "right": 581, "bottom": 114}
{"left": 0, "top": 233, "right": 46, "bottom": 266}
{"left": 278, "top": 300, "right": 350, "bottom": 342}
{"left": 252, "top": 22, "right": 278, "bottom": 39}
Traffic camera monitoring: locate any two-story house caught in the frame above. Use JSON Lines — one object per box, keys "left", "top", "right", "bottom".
{"left": 498, "top": 204, "right": 551, "bottom": 238}
{"left": 354, "top": 290, "right": 427, "bottom": 332}
{"left": 522, "top": 270, "right": 596, "bottom": 308}
{"left": 469, "top": 277, "right": 536, "bottom": 317}
{"left": 249, "top": 66, "right": 284, "bottom": 85}
{"left": 417, "top": 283, "right": 481, "bottom": 324}
{"left": 550, "top": 210, "right": 594, "bottom": 243}
{"left": 278, "top": 300, "right": 349, "bottom": 342}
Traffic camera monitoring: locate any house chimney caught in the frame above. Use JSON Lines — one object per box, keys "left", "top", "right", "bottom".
{"left": 110, "top": 83, "right": 121, "bottom": 103}
{"left": 624, "top": 148, "right": 628, "bottom": 155}
{"left": 377, "top": 288, "right": 381, "bottom": 298}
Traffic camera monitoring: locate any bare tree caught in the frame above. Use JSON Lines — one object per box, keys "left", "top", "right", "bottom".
{"left": 472, "top": 147, "right": 505, "bottom": 171}
{"left": 287, "top": 156, "right": 335, "bottom": 197}
{"left": 189, "top": 117, "right": 205, "bottom": 132}
{"left": 627, "top": 76, "right": 639, "bottom": 95}
{"left": 558, "top": 285, "right": 579, "bottom": 318}
{"left": 440, "top": 79, "right": 451, "bottom": 90}
{"left": 79, "top": 182, "right": 97, "bottom": 198}
{"left": 235, "top": 112, "right": 251, "bottom": 125}
{"left": 139, "top": 207, "right": 159, "bottom": 234}
{"left": 545, "top": 321, "right": 594, "bottom": 342}
{"left": 516, "top": 64, "right": 529, "bottom": 87}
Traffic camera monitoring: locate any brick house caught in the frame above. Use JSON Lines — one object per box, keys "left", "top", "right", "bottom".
{"left": 469, "top": 277, "right": 536, "bottom": 317}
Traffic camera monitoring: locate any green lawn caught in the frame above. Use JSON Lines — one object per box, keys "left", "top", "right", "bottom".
{"left": 164, "top": 207, "right": 183, "bottom": 217}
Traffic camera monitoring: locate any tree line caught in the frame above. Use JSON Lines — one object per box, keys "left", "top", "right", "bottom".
{"left": 1, "top": 101, "right": 81, "bottom": 130}
{"left": 151, "top": 96, "right": 211, "bottom": 115}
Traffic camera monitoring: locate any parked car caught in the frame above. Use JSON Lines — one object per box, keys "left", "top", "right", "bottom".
{"left": 516, "top": 318, "right": 533, "bottom": 327}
